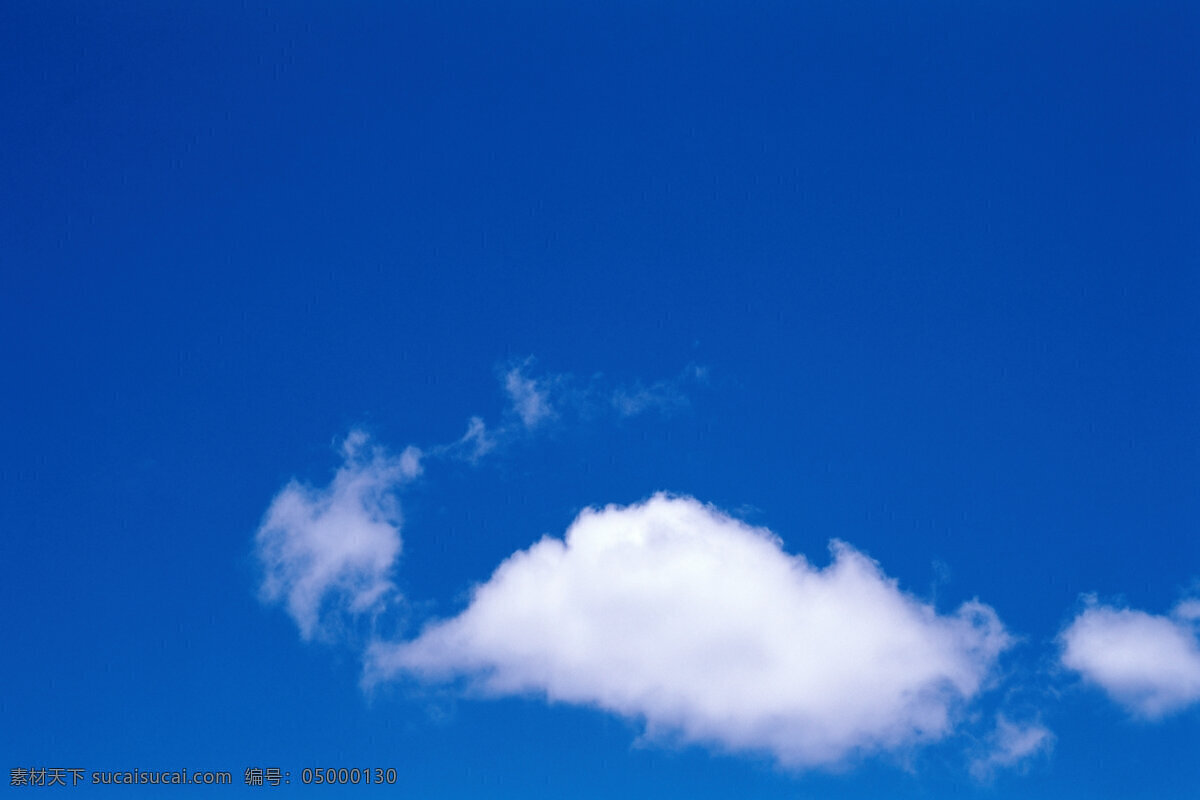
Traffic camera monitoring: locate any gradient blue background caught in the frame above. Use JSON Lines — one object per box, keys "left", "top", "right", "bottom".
{"left": 2, "top": 2, "right": 1198, "bottom": 796}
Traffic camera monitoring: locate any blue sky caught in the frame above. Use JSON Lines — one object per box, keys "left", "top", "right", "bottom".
{"left": 3, "top": 1, "right": 1198, "bottom": 797}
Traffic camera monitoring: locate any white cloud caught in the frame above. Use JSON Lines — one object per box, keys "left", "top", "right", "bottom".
{"left": 610, "top": 379, "right": 689, "bottom": 417}
{"left": 1174, "top": 599, "right": 1200, "bottom": 622}
{"left": 1060, "top": 599, "right": 1200, "bottom": 718}
{"left": 366, "top": 494, "right": 1011, "bottom": 767}
{"left": 609, "top": 364, "right": 706, "bottom": 418}
{"left": 969, "top": 715, "right": 1053, "bottom": 779}
{"left": 431, "top": 360, "right": 704, "bottom": 464}
{"left": 256, "top": 432, "right": 418, "bottom": 640}
{"left": 451, "top": 416, "right": 496, "bottom": 463}
{"left": 503, "top": 363, "right": 556, "bottom": 429}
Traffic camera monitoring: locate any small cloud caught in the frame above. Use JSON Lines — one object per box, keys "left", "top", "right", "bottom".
{"left": 503, "top": 361, "right": 557, "bottom": 429}
{"left": 500, "top": 358, "right": 701, "bottom": 426}
{"left": 255, "top": 432, "right": 413, "bottom": 641}
{"left": 452, "top": 416, "right": 496, "bottom": 463}
{"left": 610, "top": 380, "right": 688, "bottom": 417}
{"left": 1059, "top": 597, "right": 1200, "bottom": 718}
{"left": 1174, "top": 599, "right": 1200, "bottom": 622}
{"left": 610, "top": 364, "right": 705, "bottom": 418}
{"left": 367, "top": 494, "right": 1011, "bottom": 768}
{"left": 969, "top": 715, "right": 1053, "bottom": 780}
{"left": 398, "top": 446, "right": 423, "bottom": 480}
{"left": 432, "top": 359, "right": 706, "bottom": 465}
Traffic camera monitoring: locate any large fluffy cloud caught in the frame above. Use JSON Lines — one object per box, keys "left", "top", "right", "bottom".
{"left": 367, "top": 494, "right": 1011, "bottom": 767}
{"left": 1060, "top": 599, "right": 1200, "bottom": 717}
{"left": 256, "top": 432, "right": 420, "bottom": 640}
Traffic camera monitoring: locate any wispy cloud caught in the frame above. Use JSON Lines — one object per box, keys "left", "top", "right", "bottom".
{"left": 255, "top": 431, "right": 420, "bottom": 641}
{"left": 497, "top": 358, "right": 704, "bottom": 428}
{"left": 366, "top": 493, "right": 1011, "bottom": 768}
{"left": 447, "top": 416, "right": 497, "bottom": 463}
{"left": 969, "top": 715, "right": 1053, "bottom": 780}
{"left": 1059, "top": 597, "right": 1200, "bottom": 718}
{"left": 502, "top": 359, "right": 557, "bottom": 429}
{"left": 609, "top": 366, "right": 703, "bottom": 417}
{"left": 436, "top": 359, "right": 705, "bottom": 463}
{"left": 256, "top": 358, "right": 704, "bottom": 635}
